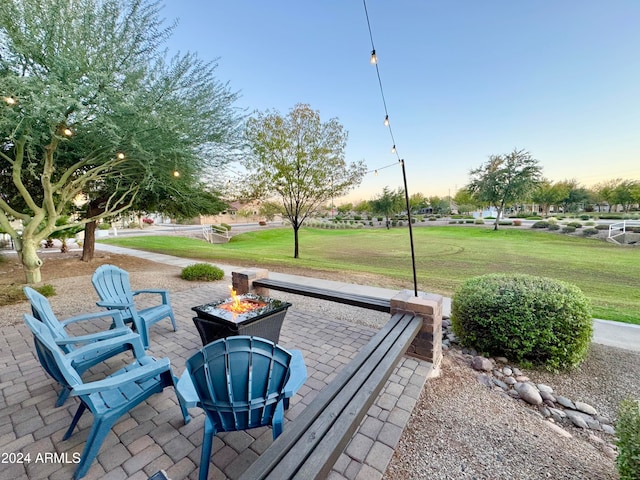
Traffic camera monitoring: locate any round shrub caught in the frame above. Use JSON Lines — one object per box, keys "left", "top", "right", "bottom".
{"left": 567, "top": 221, "right": 583, "bottom": 228}
{"left": 180, "top": 263, "right": 224, "bottom": 281}
{"left": 548, "top": 224, "right": 560, "bottom": 231}
{"left": 582, "top": 227, "right": 599, "bottom": 236}
{"left": 531, "top": 221, "right": 549, "bottom": 229}
{"left": 616, "top": 398, "right": 640, "bottom": 479}
{"left": 451, "top": 273, "right": 592, "bottom": 371}
{"left": 561, "top": 226, "right": 576, "bottom": 234}
{"left": 474, "top": 218, "right": 485, "bottom": 224}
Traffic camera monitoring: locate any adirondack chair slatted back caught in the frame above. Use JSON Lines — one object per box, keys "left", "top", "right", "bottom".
{"left": 92, "top": 264, "right": 177, "bottom": 349}
{"left": 25, "top": 315, "right": 83, "bottom": 391}
{"left": 92, "top": 264, "right": 135, "bottom": 310}
{"left": 187, "top": 336, "right": 292, "bottom": 433}
{"left": 24, "top": 287, "right": 70, "bottom": 347}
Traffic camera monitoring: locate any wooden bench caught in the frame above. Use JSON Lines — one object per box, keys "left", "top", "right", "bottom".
{"left": 238, "top": 311, "right": 423, "bottom": 480}
{"left": 252, "top": 278, "right": 391, "bottom": 313}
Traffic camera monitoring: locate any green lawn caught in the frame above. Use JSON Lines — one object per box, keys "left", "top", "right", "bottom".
{"left": 102, "top": 226, "right": 640, "bottom": 324}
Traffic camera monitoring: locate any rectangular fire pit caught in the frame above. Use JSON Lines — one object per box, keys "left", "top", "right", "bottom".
{"left": 192, "top": 293, "right": 292, "bottom": 346}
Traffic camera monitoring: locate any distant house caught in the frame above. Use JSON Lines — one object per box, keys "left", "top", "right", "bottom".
{"left": 473, "top": 207, "right": 500, "bottom": 219}
{"left": 197, "top": 200, "right": 282, "bottom": 225}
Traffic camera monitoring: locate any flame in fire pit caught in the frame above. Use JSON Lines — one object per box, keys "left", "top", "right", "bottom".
{"left": 219, "top": 286, "right": 266, "bottom": 315}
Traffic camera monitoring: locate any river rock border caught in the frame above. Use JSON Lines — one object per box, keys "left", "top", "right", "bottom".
{"left": 441, "top": 317, "right": 618, "bottom": 459}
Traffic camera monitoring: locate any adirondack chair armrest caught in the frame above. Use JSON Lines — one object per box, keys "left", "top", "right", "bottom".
{"left": 132, "top": 289, "right": 170, "bottom": 302}
{"left": 54, "top": 326, "right": 132, "bottom": 346}
{"left": 61, "top": 310, "right": 127, "bottom": 329}
{"left": 175, "top": 370, "right": 199, "bottom": 408}
{"left": 65, "top": 332, "right": 145, "bottom": 362}
{"left": 96, "top": 300, "right": 134, "bottom": 310}
{"left": 284, "top": 349, "right": 307, "bottom": 399}
{"left": 71, "top": 358, "right": 171, "bottom": 396}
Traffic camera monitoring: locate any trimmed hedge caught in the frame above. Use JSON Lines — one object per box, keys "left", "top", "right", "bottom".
{"left": 531, "top": 221, "right": 549, "bottom": 229}
{"left": 181, "top": 263, "right": 224, "bottom": 281}
{"left": 451, "top": 273, "right": 592, "bottom": 371}
{"left": 616, "top": 398, "right": 640, "bottom": 479}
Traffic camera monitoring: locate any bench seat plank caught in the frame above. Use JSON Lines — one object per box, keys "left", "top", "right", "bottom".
{"left": 252, "top": 278, "right": 391, "bottom": 312}
{"left": 238, "top": 313, "right": 422, "bottom": 480}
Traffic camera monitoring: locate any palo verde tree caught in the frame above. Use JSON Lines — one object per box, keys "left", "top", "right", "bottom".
{"left": 467, "top": 149, "right": 542, "bottom": 230}
{"left": 0, "top": 0, "right": 243, "bottom": 282}
{"left": 244, "top": 103, "right": 366, "bottom": 258}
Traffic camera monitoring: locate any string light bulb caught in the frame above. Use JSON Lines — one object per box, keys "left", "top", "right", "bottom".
{"left": 384, "top": 115, "right": 389, "bottom": 126}
{"left": 391, "top": 145, "right": 396, "bottom": 154}
{"left": 116, "top": 152, "right": 125, "bottom": 160}
{"left": 3, "top": 96, "right": 16, "bottom": 106}
{"left": 374, "top": 170, "right": 378, "bottom": 176}
{"left": 173, "top": 170, "right": 180, "bottom": 177}
{"left": 62, "top": 127, "right": 73, "bottom": 137}
{"left": 370, "top": 49, "right": 377, "bottom": 65}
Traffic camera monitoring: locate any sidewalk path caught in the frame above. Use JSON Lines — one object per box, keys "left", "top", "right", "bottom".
{"left": 96, "top": 243, "right": 640, "bottom": 353}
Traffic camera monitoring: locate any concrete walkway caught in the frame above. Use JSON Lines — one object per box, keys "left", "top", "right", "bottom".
{"left": 96, "top": 243, "right": 640, "bottom": 353}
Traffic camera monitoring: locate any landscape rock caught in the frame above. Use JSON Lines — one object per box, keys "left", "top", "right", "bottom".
{"left": 537, "top": 383, "right": 554, "bottom": 393}
{"left": 539, "top": 390, "right": 556, "bottom": 403}
{"left": 555, "top": 396, "right": 576, "bottom": 409}
{"left": 471, "top": 356, "right": 493, "bottom": 372}
{"left": 515, "top": 382, "right": 543, "bottom": 405}
{"left": 439, "top": 328, "right": 621, "bottom": 439}
{"left": 575, "top": 401, "right": 598, "bottom": 415}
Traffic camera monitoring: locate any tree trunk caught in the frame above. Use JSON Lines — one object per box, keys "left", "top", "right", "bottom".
{"left": 82, "top": 199, "right": 106, "bottom": 262}
{"left": 494, "top": 205, "right": 503, "bottom": 231}
{"left": 18, "top": 236, "right": 43, "bottom": 284}
{"left": 82, "top": 221, "right": 97, "bottom": 262}
{"left": 293, "top": 225, "right": 299, "bottom": 259}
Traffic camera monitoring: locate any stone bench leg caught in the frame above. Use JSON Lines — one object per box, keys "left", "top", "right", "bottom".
{"left": 391, "top": 289, "right": 443, "bottom": 375}
{"left": 232, "top": 269, "right": 270, "bottom": 296}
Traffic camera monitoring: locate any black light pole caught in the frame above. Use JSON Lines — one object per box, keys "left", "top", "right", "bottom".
{"left": 400, "top": 159, "right": 418, "bottom": 297}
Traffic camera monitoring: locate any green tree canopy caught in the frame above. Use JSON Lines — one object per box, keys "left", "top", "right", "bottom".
{"left": 0, "top": 0, "right": 243, "bottom": 282}
{"left": 244, "top": 103, "right": 366, "bottom": 258}
{"left": 467, "top": 149, "right": 542, "bottom": 230}
{"left": 531, "top": 179, "right": 567, "bottom": 216}
{"left": 370, "top": 186, "right": 404, "bottom": 228}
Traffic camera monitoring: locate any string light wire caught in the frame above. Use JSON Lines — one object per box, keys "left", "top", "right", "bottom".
{"left": 362, "top": 0, "right": 419, "bottom": 296}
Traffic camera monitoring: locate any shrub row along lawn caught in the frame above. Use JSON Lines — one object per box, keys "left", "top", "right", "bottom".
{"left": 102, "top": 226, "right": 640, "bottom": 325}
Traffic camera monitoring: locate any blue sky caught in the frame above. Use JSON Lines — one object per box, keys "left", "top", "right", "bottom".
{"left": 161, "top": 1, "right": 640, "bottom": 203}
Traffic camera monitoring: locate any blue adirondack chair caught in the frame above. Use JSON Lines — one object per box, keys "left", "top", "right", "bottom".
{"left": 24, "top": 314, "right": 190, "bottom": 480}
{"left": 91, "top": 264, "right": 177, "bottom": 348}
{"left": 177, "top": 336, "right": 307, "bottom": 480}
{"left": 24, "top": 286, "right": 134, "bottom": 407}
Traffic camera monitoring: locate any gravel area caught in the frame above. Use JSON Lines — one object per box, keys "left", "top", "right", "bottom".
{"left": 3, "top": 253, "right": 638, "bottom": 479}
